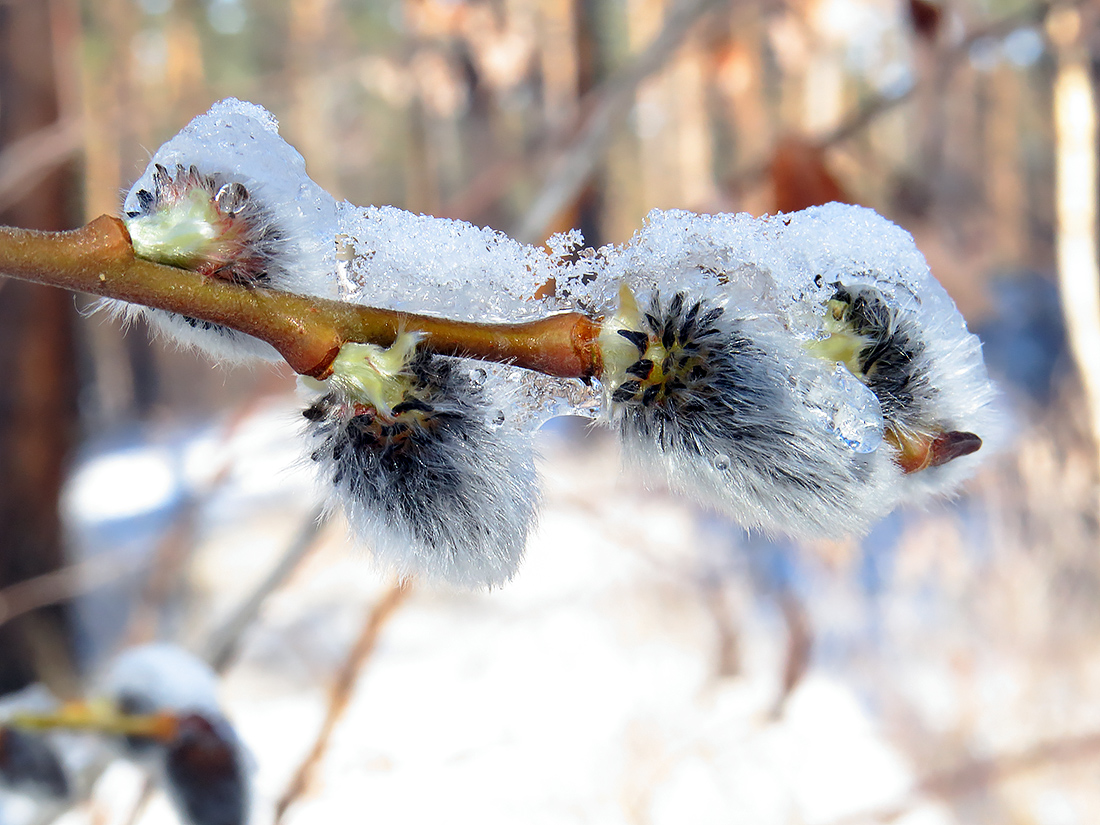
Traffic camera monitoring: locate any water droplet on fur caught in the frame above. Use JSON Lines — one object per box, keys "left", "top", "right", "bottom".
{"left": 826, "top": 363, "right": 884, "bottom": 453}
{"left": 712, "top": 453, "right": 731, "bottom": 471}
{"left": 470, "top": 368, "right": 487, "bottom": 386}
{"left": 491, "top": 410, "right": 506, "bottom": 428}
{"left": 510, "top": 370, "right": 601, "bottom": 427}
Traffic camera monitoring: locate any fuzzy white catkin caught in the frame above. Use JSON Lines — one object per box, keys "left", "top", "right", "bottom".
{"left": 302, "top": 355, "right": 540, "bottom": 588}
{"left": 117, "top": 100, "right": 547, "bottom": 586}
{"left": 592, "top": 204, "right": 999, "bottom": 536}
{"left": 114, "top": 99, "right": 340, "bottom": 363}
{"left": 102, "top": 644, "right": 250, "bottom": 825}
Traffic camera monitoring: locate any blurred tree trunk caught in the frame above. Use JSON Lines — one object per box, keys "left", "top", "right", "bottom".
{"left": 0, "top": 0, "right": 78, "bottom": 696}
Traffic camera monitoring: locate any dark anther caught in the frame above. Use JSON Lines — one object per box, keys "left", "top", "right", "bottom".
{"left": 392, "top": 398, "right": 434, "bottom": 415}
{"left": 698, "top": 307, "right": 724, "bottom": 328}
{"left": 612, "top": 384, "right": 639, "bottom": 404}
{"left": 679, "top": 302, "right": 702, "bottom": 341}
{"left": 626, "top": 360, "right": 654, "bottom": 379}
{"left": 642, "top": 385, "right": 660, "bottom": 407}
{"left": 688, "top": 365, "right": 708, "bottom": 382}
{"left": 644, "top": 313, "right": 661, "bottom": 332}
{"left": 153, "top": 163, "right": 170, "bottom": 188}
{"left": 661, "top": 324, "right": 675, "bottom": 350}
{"left": 302, "top": 404, "right": 326, "bottom": 422}
{"left": 679, "top": 318, "right": 697, "bottom": 343}
{"left": 618, "top": 329, "right": 649, "bottom": 353}
{"left": 668, "top": 292, "right": 685, "bottom": 318}
{"left": 618, "top": 380, "right": 641, "bottom": 395}
{"left": 136, "top": 189, "right": 155, "bottom": 212}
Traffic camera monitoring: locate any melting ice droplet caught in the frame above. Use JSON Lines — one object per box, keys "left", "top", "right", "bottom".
{"left": 826, "top": 363, "right": 884, "bottom": 453}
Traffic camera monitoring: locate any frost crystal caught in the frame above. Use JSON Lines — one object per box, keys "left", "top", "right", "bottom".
{"left": 334, "top": 203, "right": 564, "bottom": 321}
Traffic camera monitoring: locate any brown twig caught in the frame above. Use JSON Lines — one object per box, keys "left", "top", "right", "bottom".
{"left": 0, "top": 217, "right": 603, "bottom": 380}
{"left": 0, "top": 550, "right": 142, "bottom": 630}
{"left": 723, "top": 0, "right": 1065, "bottom": 195}
{"left": 273, "top": 581, "right": 411, "bottom": 824}
{"left": 511, "top": 0, "right": 729, "bottom": 244}
{"left": 203, "top": 505, "right": 330, "bottom": 674}
{"left": 0, "top": 118, "right": 83, "bottom": 214}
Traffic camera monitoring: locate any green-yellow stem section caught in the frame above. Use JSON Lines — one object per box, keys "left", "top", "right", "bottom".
{"left": 0, "top": 216, "right": 603, "bottom": 380}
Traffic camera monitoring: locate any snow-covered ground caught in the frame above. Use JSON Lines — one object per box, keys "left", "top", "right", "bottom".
{"left": 4, "top": 391, "right": 1096, "bottom": 825}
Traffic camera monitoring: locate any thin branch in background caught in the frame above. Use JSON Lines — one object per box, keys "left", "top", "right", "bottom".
{"left": 122, "top": 392, "right": 272, "bottom": 648}
{"left": 203, "top": 505, "right": 330, "bottom": 673}
{"left": 118, "top": 780, "right": 155, "bottom": 825}
{"left": 702, "top": 579, "right": 740, "bottom": 679}
{"left": 769, "top": 591, "right": 812, "bottom": 719}
{"left": 122, "top": 494, "right": 209, "bottom": 648}
{"left": 511, "top": 0, "right": 729, "bottom": 243}
{"left": 0, "top": 550, "right": 141, "bottom": 630}
{"left": 0, "top": 118, "right": 83, "bottom": 214}
{"left": 274, "top": 581, "right": 411, "bottom": 825}
{"left": 723, "top": 0, "right": 1063, "bottom": 196}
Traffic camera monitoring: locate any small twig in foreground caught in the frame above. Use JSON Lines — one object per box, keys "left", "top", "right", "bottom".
{"left": 274, "top": 581, "right": 411, "bottom": 824}
{"left": 203, "top": 505, "right": 331, "bottom": 673}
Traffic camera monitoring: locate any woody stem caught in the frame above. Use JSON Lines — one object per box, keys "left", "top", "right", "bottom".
{"left": 0, "top": 216, "right": 603, "bottom": 380}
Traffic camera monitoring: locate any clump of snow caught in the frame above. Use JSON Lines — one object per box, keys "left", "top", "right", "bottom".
{"left": 334, "top": 204, "right": 566, "bottom": 321}
{"left": 103, "top": 644, "right": 221, "bottom": 715}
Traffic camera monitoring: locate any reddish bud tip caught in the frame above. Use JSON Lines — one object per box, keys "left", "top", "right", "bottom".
{"left": 927, "top": 430, "right": 982, "bottom": 468}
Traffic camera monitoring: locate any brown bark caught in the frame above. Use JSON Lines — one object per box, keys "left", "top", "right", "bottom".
{"left": 0, "top": 0, "right": 78, "bottom": 697}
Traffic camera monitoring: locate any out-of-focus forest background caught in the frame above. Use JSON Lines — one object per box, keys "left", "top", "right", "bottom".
{"left": 1, "top": 0, "right": 1099, "bottom": 823}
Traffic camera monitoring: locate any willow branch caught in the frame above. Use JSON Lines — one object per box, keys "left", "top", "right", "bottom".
{"left": 0, "top": 216, "right": 603, "bottom": 380}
